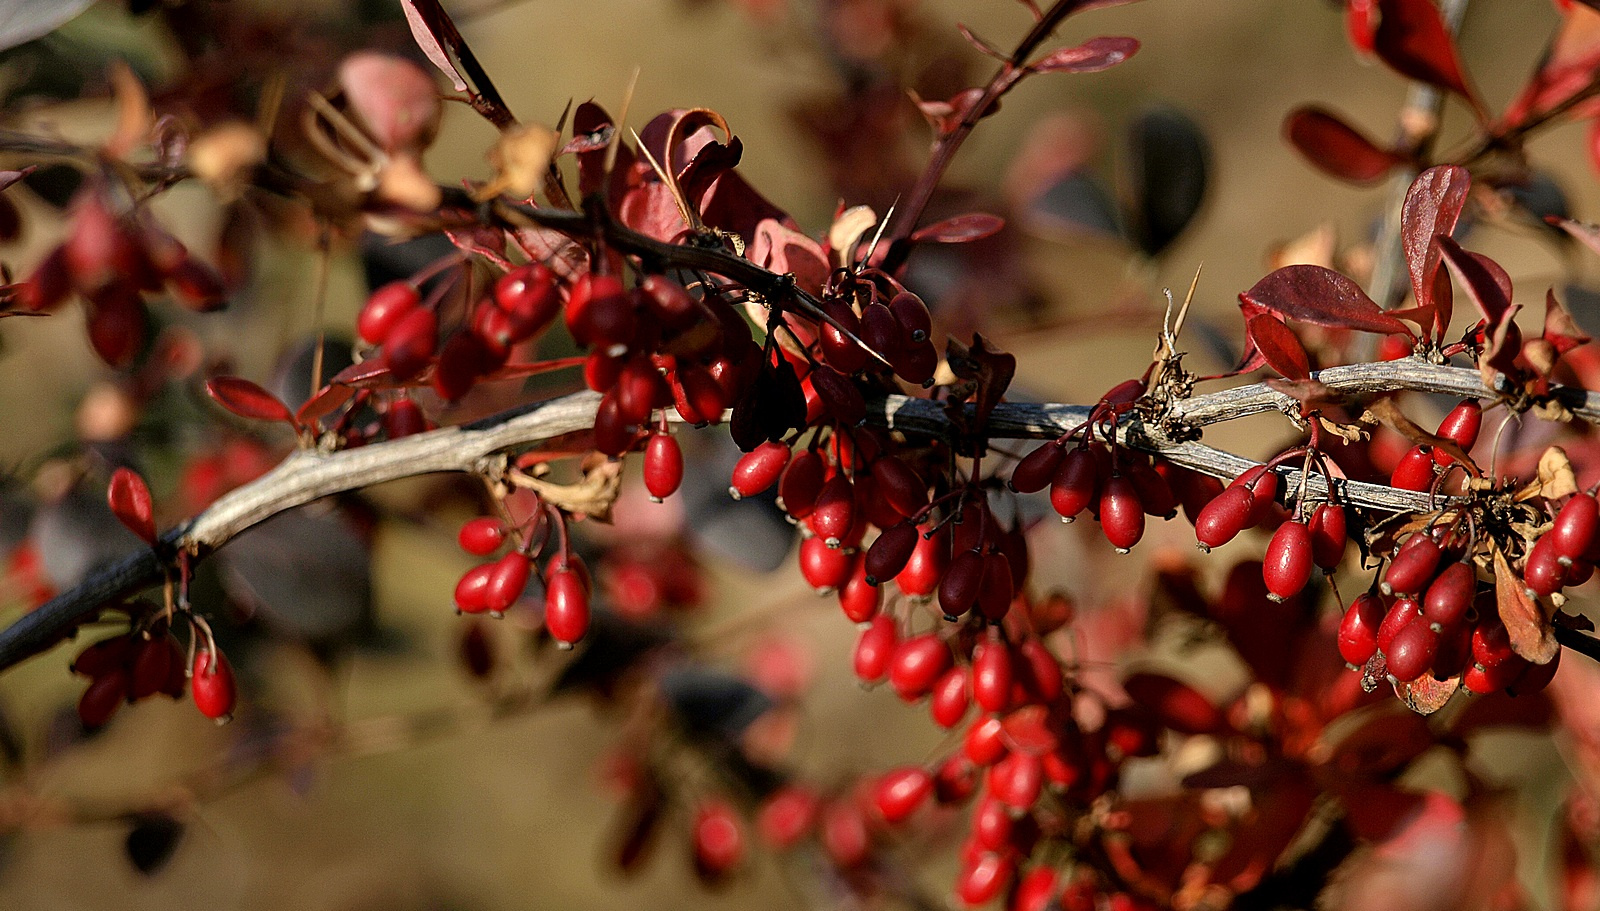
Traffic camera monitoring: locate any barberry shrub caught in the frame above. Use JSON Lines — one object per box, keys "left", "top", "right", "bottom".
{"left": 4, "top": 1, "right": 1600, "bottom": 909}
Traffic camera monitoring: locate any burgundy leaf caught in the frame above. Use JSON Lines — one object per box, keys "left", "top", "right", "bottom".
{"left": 1436, "top": 236, "right": 1513, "bottom": 327}
{"left": 909, "top": 213, "right": 1005, "bottom": 244}
{"left": 1240, "top": 264, "right": 1411, "bottom": 336}
{"left": 1373, "top": 0, "right": 1480, "bottom": 112}
{"left": 483, "top": 355, "right": 588, "bottom": 382}
{"left": 294, "top": 384, "right": 355, "bottom": 428}
{"left": 1544, "top": 288, "right": 1591, "bottom": 356}
{"left": 1400, "top": 165, "right": 1469, "bottom": 337}
{"left": 945, "top": 334, "right": 1017, "bottom": 436}
{"left": 1283, "top": 106, "right": 1404, "bottom": 183}
{"left": 399, "top": 0, "right": 465, "bottom": 90}
{"left": 399, "top": 0, "right": 514, "bottom": 127}
{"left": 1030, "top": 36, "right": 1140, "bottom": 74}
{"left": 205, "top": 376, "right": 294, "bottom": 424}
{"left": 107, "top": 467, "right": 156, "bottom": 546}
{"left": 1246, "top": 315, "right": 1311, "bottom": 380}
{"left": 1121, "top": 672, "right": 1225, "bottom": 734}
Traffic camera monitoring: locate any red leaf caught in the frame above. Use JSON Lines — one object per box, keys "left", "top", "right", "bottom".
{"left": 1400, "top": 165, "right": 1469, "bottom": 337}
{"left": 1283, "top": 106, "right": 1404, "bottom": 183}
{"left": 1246, "top": 315, "right": 1311, "bottom": 380}
{"left": 1436, "top": 236, "right": 1513, "bottom": 327}
{"left": 1545, "top": 288, "right": 1592, "bottom": 355}
{"left": 482, "top": 355, "right": 588, "bottom": 382}
{"left": 1240, "top": 264, "right": 1411, "bottom": 336}
{"left": 107, "top": 467, "right": 156, "bottom": 545}
{"left": 205, "top": 376, "right": 294, "bottom": 424}
{"left": 1373, "top": 0, "right": 1481, "bottom": 113}
{"left": 1000, "top": 705, "right": 1058, "bottom": 755}
{"left": 294, "top": 383, "right": 355, "bottom": 428}
{"left": 909, "top": 213, "right": 1005, "bottom": 244}
{"left": 1030, "top": 36, "right": 1140, "bottom": 74}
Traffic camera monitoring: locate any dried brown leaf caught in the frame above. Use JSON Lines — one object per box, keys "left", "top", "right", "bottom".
{"left": 517, "top": 458, "right": 623, "bottom": 522}
{"left": 1493, "top": 546, "right": 1558, "bottom": 664}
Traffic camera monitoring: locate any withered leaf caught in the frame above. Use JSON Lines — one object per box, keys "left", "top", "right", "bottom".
{"left": 483, "top": 124, "right": 559, "bottom": 201}
{"left": 1537, "top": 446, "right": 1579, "bottom": 500}
{"left": 517, "top": 457, "right": 623, "bottom": 522}
{"left": 1493, "top": 546, "right": 1558, "bottom": 664}
{"left": 1394, "top": 673, "right": 1459, "bottom": 715}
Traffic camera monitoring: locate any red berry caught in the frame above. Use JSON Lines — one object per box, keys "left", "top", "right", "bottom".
{"left": 458, "top": 517, "right": 507, "bottom": 556}
{"left": 566, "top": 273, "right": 634, "bottom": 348}
{"left": 988, "top": 750, "right": 1043, "bottom": 810}
{"left": 638, "top": 274, "right": 697, "bottom": 329}
{"left": 1262, "top": 520, "right": 1313, "bottom": 601}
{"left": 358, "top": 281, "right": 420, "bottom": 345}
{"left": 873, "top": 767, "right": 934, "bottom": 823}
{"left": 191, "top": 648, "right": 237, "bottom": 722}
{"left": 385, "top": 396, "right": 429, "bottom": 438}
{"left": 1390, "top": 445, "right": 1437, "bottom": 492}
{"left": 1552, "top": 495, "right": 1599, "bottom": 563}
{"left": 1421, "top": 561, "right": 1476, "bottom": 631}
{"left": 971, "top": 638, "right": 1014, "bottom": 714}
{"left": 483, "top": 552, "right": 532, "bottom": 615}
{"left": 1009, "top": 443, "right": 1063, "bottom": 494}
{"left": 809, "top": 474, "right": 856, "bottom": 546}
{"left": 757, "top": 786, "right": 818, "bottom": 849}
{"left": 72, "top": 635, "right": 135, "bottom": 678}
{"left": 643, "top": 433, "right": 684, "bottom": 501}
{"left": 778, "top": 450, "right": 826, "bottom": 519}
{"left": 897, "top": 524, "right": 949, "bottom": 597}
{"left": 888, "top": 633, "right": 952, "bottom": 701}
{"left": 1433, "top": 399, "right": 1483, "bottom": 464}
{"left": 956, "top": 850, "right": 1016, "bottom": 907}
{"left": 730, "top": 441, "right": 790, "bottom": 499}
{"left": 545, "top": 566, "right": 591, "bottom": 645}
{"left": 865, "top": 522, "right": 918, "bottom": 585}
{"left": 1308, "top": 503, "right": 1347, "bottom": 569}
{"left": 1472, "top": 619, "right": 1517, "bottom": 669}
{"left": 1194, "top": 485, "right": 1255, "bottom": 551}
{"left": 1049, "top": 448, "right": 1099, "bottom": 522}
{"left": 453, "top": 563, "right": 495, "bottom": 614}
{"left": 382, "top": 306, "right": 438, "bottom": 381}
{"left": 1338, "top": 592, "right": 1385, "bottom": 666}
{"left": 810, "top": 364, "right": 867, "bottom": 426}
{"left": 1509, "top": 649, "right": 1561, "bottom": 695}
{"left": 1097, "top": 474, "right": 1145, "bottom": 553}
{"left": 1525, "top": 534, "right": 1566, "bottom": 597}
{"left": 1234, "top": 465, "right": 1280, "bottom": 525}
{"left": 819, "top": 799, "right": 870, "bottom": 868}
{"left": 1383, "top": 532, "right": 1443, "bottom": 596}
{"left": 129, "top": 634, "right": 174, "bottom": 700}
{"left": 872, "top": 456, "right": 928, "bottom": 518}
{"left": 691, "top": 799, "right": 745, "bottom": 879}
{"left": 837, "top": 560, "right": 881, "bottom": 623}
{"left": 495, "top": 263, "right": 561, "bottom": 339}
{"left": 977, "top": 551, "right": 1015, "bottom": 622}
{"left": 799, "top": 536, "right": 854, "bottom": 592}
{"left": 77, "top": 668, "right": 129, "bottom": 728}
{"left": 887, "top": 291, "right": 931, "bottom": 343}
{"left": 930, "top": 666, "right": 971, "bottom": 728}
{"left": 1383, "top": 617, "right": 1439, "bottom": 682}
{"left": 854, "top": 615, "right": 898, "bottom": 684}
{"left": 1377, "top": 596, "right": 1421, "bottom": 654}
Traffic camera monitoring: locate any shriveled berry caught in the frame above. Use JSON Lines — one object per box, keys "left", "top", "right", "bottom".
{"left": 1262, "top": 520, "right": 1313, "bottom": 601}
{"left": 853, "top": 615, "right": 898, "bottom": 684}
{"left": 873, "top": 767, "right": 934, "bottom": 824}
{"left": 458, "top": 517, "right": 507, "bottom": 556}
{"left": 730, "top": 441, "right": 790, "bottom": 499}
{"left": 190, "top": 649, "right": 237, "bottom": 722}
{"left": 1009, "top": 443, "right": 1063, "bottom": 494}
{"left": 888, "top": 633, "right": 952, "bottom": 701}
{"left": 1098, "top": 474, "right": 1145, "bottom": 553}
{"left": 643, "top": 433, "right": 684, "bottom": 501}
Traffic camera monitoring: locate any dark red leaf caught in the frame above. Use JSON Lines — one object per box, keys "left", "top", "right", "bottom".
{"left": 1240, "top": 264, "right": 1411, "bottom": 336}
{"left": 482, "top": 355, "right": 588, "bottom": 382}
{"left": 107, "top": 467, "right": 156, "bottom": 545}
{"left": 1029, "top": 36, "right": 1140, "bottom": 74}
{"left": 945, "top": 334, "right": 1017, "bottom": 438}
{"left": 1436, "top": 236, "right": 1513, "bottom": 327}
{"left": 1336, "top": 781, "right": 1429, "bottom": 842}
{"left": 909, "top": 213, "right": 1005, "bottom": 244}
{"left": 205, "top": 376, "right": 294, "bottom": 424}
{"left": 294, "top": 384, "right": 355, "bottom": 428}
{"left": 399, "top": 0, "right": 513, "bottom": 127}
{"left": 1283, "top": 106, "right": 1404, "bottom": 183}
{"left": 1246, "top": 315, "right": 1311, "bottom": 380}
{"left": 1373, "top": 0, "right": 1481, "bottom": 113}
{"left": 1122, "top": 672, "right": 1225, "bottom": 734}
{"left": 1401, "top": 165, "right": 1469, "bottom": 337}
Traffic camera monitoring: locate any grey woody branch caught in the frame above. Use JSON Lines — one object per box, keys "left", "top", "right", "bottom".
{"left": 0, "top": 358, "right": 1590, "bottom": 674}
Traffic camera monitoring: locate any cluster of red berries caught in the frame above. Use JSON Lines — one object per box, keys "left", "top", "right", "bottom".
{"left": 452, "top": 515, "right": 593, "bottom": 646}
{"left": 14, "top": 189, "right": 226, "bottom": 366}
{"left": 69, "top": 625, "right": 236, "bottom": 727}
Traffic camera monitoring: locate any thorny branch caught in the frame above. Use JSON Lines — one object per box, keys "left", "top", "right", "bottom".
{"left": 0, "top": 359, "right": 1594, "bottom": 675}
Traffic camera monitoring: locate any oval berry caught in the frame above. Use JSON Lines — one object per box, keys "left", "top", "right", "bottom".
{"left": 1194, "top": 485, "right": 1255, "bottom": 551}
{"left": 78, "top": 668, "right": 129, "bottom": 728}
{"left": 938, "top": 549, "right": 985, "bottom": 619}
{"left": 691, "top": 800, "right": 745, "bottom": 879}
{"left": 1098, "top": 474, "right": 1145, "bottom": 553}
{"left": 971, "top": 638, "right": 1013, "bottom": 714}
{"left": 1552, "top": 494, "right": 1599, "bottom": 563}
{"left": 545, "top": 567, "right": 591, "bottom": 645}
{"left": 1048, "top": 448, "right": 1099, "bottom": 522}
{"left": 1009, "top": 443, "right": 1063, "bottom": 494}
{"left": 778, "top": 449, "right": 825, "bottom": 519}
{"left": 1383, "top": 617, "right": 1440, "bottom": 682}
{"left": 1383, "top": 532, "right": 1443, "bottom": 596}
{"left": 495, "top": 262, "right": 561, "bottom": 339}
{"left": 729, "top": 441, "right": 790, "bottom": 499}
{"left": 1262, "top": 520, "right": 1313, "bottom": 601}
{"left": 853, "top": 615, "right": 898, "bottom": 684}
{"left": 643, "top": 433, "right": 684, "bottom": 501}
{"left": 888, "top": 633, "right": 952, "bottom": 701}
{"left": 191, "top": 648, "right": 237, "bottom": 722}
{"left": 864, "top": 522, "right": 918, "bottom": 585}
{"left": 458, "top": 517, "right": 506, "bottom": 556}
{"left": 837, "top": 560, "right": 881, "bottom": 623}
{"left": 358, "top": 281, "right": 420, "bottom": 345}
{"left": 1433, "top": 399, "right": 1483, "bottom": 465}
{"left": 896, "top": 525, "right": 949, "bottom": 597}
{"left": 929, "top": 666, "right": 971, "bottom": 728}
{"left": 1308, "top": 503, "right": 1347, "bottom": 569}
{"left": 1421, "top": 561, "right": 1476, "bottom": 631}
{"left": 483, "top": 552, "right": 532, "bottom": 615}
{"left": 1338, "top": 592, "right": 1386, "bottom": 666}
{"left": 956, "top": 851, "right": 1015, "bottom": 907}
{"left": 799, "top": 536, "right": 854, "bottom": 592}
{"left": 1390, "top": 445, "right": 1437, "bottom": 492}
{"left": 873, "top": 767, "right": 933, "bottom": 824}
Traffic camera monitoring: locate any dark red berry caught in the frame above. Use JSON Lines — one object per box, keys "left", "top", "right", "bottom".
{"left": 1098, "top": 474, "right": 1145, "bottom": 553}
{"left": 938, "top": 549, "right": 985, "bottom": 619}
{"left": 872, "top": 455, "right": 928, "bottom": 518}
{"left": 1383, "top": 532, "right": 1443, "bottom": 596}
{"left": 865, "top": 522, "right": 919, "bottom": 585}
{"left": 1262, "top": 520, "right": 1313, "bottom": 601}
{"left": 778, "top": 450, "right": 825, "bottom": 519}
{"left": 78, "top": 668, "right": 129, "bottom": 728}
{"left": 1383, "top": 617, "right": 1439, "bottom": 682}
{"left": 1552, "top": 495, "right": 1599, "bottom": 564}
{"left": 358, "top": 281, "right": 420, "bottom": 345}
{"left": 495, "top": 263, "right": 560, "bottom": 339}
{"left": 1421, "top": 561, "right": 1476, "bottom": 631}
{"left": 1009, "top": 443, "right": 1063, "bottom": 494}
